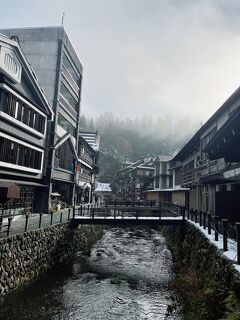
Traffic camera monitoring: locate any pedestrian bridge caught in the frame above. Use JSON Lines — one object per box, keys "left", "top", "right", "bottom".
{"left": 72, "top": 201, "right": 185, "bottom": 227}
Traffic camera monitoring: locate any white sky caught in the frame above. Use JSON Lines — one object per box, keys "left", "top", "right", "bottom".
{"left": 2, "top": 0, "right": 240, "bottom": 122}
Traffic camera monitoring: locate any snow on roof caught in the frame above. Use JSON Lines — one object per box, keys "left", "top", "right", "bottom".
{"left": 156, "top": 154, "right": 173, "bottom": 162}
{"left": 51, "top": 192, "right": 62, "bottom": 197}
{"left": 135, "top": 165, "right": 155, "bottom": 170}
{"left": 114, "top": 152, "right": 178, "bottom": 177}
{"left": 95, "top": 182, "right": 112, "bottom": 192}
{"left": 146, "top": 188, "right": 189, "bottom": 192}
{"left": 80, "top": 131, "right": 100, "bottom": 151}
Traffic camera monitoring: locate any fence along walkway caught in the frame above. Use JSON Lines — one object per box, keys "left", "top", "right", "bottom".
{"left": 187, "top": 209, "right": 240, "bottom": 265}
{"left": 72, "top": 201, "right": 185, "bottom": 226}
{"left": 0, "top": 208, "right": 74, "bottom": 238}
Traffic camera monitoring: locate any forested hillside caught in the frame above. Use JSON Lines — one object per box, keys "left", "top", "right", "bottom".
{"left": 80, "top": 113, "right": 200, "bottom": 182}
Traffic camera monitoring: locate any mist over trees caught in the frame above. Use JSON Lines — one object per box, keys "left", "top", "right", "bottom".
{"left": 80, "top": 112, "right": 200, "bottom": 182}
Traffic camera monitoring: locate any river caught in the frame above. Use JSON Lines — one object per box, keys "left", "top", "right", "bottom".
{"left": 0, "top": 227, "right": 180, "bottom": 319}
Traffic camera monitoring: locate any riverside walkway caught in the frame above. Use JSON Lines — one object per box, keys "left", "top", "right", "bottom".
{"left": 0, "top": 208, "right": 74, "bottom": 238}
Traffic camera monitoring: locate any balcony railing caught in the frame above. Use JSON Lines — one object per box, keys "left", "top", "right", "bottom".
{"left": 79, "top": 153, "right": 94, "bottom": 166}
{"left": 78, "top": 172, "right": 92, "bottom": 183}
{"left": 182, "top": 168, "right": 199, "bottom": 185}
{"left": 182, "top": 158, "right": 228, "bottom": 185}
{"left": 200, "top": 158, "right": 226, "bottom": 177}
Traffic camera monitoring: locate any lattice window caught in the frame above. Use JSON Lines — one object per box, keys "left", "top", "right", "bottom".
{"left": 1, "top": 89, "right": 46, "bottom": 134}
{"left": 0, "top": 136, "right": 42, "bottom": 169}
{"left": 0, "top": 186, "right": 34, "bottom": 213}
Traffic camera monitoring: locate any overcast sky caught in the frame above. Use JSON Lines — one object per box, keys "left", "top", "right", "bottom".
{"left": 1, "top": 0, "right": 240, "bottom": 122}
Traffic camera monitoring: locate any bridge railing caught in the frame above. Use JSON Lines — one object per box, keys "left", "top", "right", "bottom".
{"left": 75, "top": 206, "right": 163, "bottom": 220}
{"left": 104, "top": 199, "right": 185, "bottom": 212}
{"left": 187, "top": 208, "right": 240, "bottom": 265}
{"left": 104, "top": 200, "right": 157, "bottom": 207}
{"left": 74, "top": 201, "right": 186, "bottom": 220}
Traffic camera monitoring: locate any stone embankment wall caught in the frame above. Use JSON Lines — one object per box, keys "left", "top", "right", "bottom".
{"left": 163, "top": 223, "right": 240, "bottom": 320}
{"left": 0, "top": 222, "right": 102, "bottom": 295}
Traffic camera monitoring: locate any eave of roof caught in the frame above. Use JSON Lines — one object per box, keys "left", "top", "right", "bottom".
{"left": 204, "top": 107, "right": 240, "bottom": 155}
{"left": 172, "top": 86, "right": 240, "bottom": 162}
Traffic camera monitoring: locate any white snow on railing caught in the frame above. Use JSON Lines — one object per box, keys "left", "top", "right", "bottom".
{"left": 187, "top": 219, "right": 240, "bottom": 273}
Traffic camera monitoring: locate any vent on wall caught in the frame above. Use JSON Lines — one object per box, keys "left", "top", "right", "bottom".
{"left": 4, "top": 53, "right": 18, "bottom": 74}
{"left": 0, "top": 44, "right": 22, "bottom": 83}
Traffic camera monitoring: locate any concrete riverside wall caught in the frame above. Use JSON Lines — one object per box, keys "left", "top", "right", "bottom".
{"left": 0, "top": 222, "right": 103, "bottom": 295}
{"left": 162, "top": 223, "right": 240, "bottom": 319}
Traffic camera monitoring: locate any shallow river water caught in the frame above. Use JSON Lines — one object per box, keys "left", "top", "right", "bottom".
{"left": 0, "top": 227, "right": 181, "bottom": 320}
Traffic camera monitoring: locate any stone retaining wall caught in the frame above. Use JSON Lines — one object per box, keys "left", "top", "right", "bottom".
{"left": 162, "top": 222, "right": 240, "bottom": 319}
{"left": 0, "top": 222, "right": 103, "bottom": 295}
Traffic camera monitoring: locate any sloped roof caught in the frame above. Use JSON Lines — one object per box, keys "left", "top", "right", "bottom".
{"left": 0, "top": 33, "right": 53, "bottom": 119}
{"left": 172, "top": 86, "right": 240, "bottom": 162}
{"left": 54, "top": 132, "right": 78, "bottom": 159}
{"left": 204, "top": 106, "right": 240, "bottom": 161}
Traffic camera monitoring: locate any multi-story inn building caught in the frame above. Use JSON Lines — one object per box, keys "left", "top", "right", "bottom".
{"left": 153, "top": 155, "right": 173, "bottom": 190}
{"left": 145, "top": 151, "right": 188, "bottom": 206}
{"left": 0, "top": 33, "right": 53, "bottom": 213}
{"left": 111, "top": 156, "right": 155, "bottom": 200}
{"left": 1, "top": 27, "right": 83, "bottom": 207}
{"left": 76, "top": 135, "right": 99, "bottom": 204}
{"left": 203, "top": 101, "right": 240, "bottom": 221}
{"left": 173, "top": 87, "right": 240, "bottom": 219}
{"left": 95, "top": 182, "right": 112, "bottom": 201}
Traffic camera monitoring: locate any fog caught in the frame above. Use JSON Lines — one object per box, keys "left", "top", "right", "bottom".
{"left": 80, "top": 112, "right": 200, "bottom": 151}
{"left": 2, "top": 0, "right": 240, "bottom": 124}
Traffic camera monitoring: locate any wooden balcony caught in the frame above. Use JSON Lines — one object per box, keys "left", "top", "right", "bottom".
{"left": 78, "top": 172, "right": 92, "bottom": 183}
{"left": 200, "top": 158, "right": 226, "bottom": 177}
{"left": 182, "top": 158, "right": 228, "bottom": 186}
{"left": 79, "top": 153, "right": 94, "bottom": 167}
{"left": 182, "top": 169, "right": 199, "bottom": 186}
